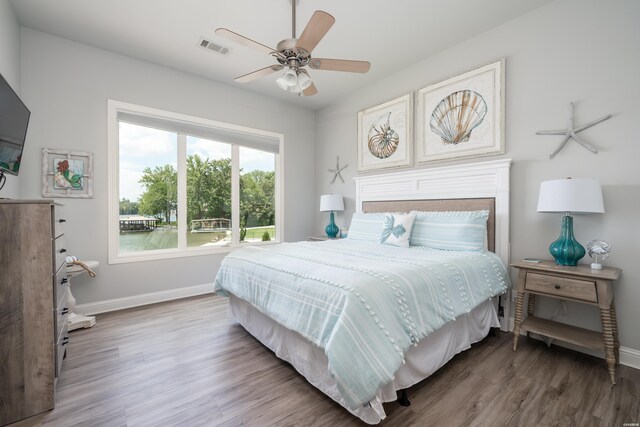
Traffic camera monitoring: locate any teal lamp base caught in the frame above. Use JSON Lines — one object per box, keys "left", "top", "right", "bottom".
{"left": 549, "top": 215, "right": 585, "bottom": 266}
{"left": 325, "top": 211, "right": 339, "bottom": 239}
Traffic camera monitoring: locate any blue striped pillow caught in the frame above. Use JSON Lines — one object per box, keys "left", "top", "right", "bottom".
{"left": 347, "top": 212, "right": 386, "bottom": 242}
{"left": 410, "top": 210, "right": 489, "bottom": 251}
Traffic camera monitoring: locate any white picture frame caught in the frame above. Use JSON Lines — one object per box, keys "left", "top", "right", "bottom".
{"left": 42, "top": 148, "right": 94, "bottom": 198}
{"left": 357, "top": 93, "right": 413, "bottom": 172}
{"left": 416, "top": 59, "right": 505, "bottom": 163}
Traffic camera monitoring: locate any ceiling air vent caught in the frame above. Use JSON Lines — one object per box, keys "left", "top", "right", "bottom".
{"left": 199, "top": 38, "right": 230, "bottom": 55}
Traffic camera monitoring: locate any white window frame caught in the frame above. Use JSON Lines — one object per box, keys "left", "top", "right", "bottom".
{"left": 107, "top": 100, "right": 284, "bottom": 264}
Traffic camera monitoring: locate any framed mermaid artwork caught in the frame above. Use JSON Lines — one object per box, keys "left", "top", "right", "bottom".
{"left": 357, "top": 93, "right": 413, "bottom": 172}
{"left": 416, "top": 59, "right": 505, "bottom": 163}
{"left": 42, "top": 148, "right": 94, "bottom": 198}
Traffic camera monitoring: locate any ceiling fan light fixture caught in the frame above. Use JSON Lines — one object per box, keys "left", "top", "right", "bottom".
{"left": 297, "top": 70, "right": 312, "bottom": 90}
{"left": 276, "top": 67, "right": 312, "bottom": 94}
{"left": 275, "top": 74, "right": 290, "bottom": 91}
{"left": 288, "top": 84, "right": 302, "bottom": 93}
{"left": 281, "top": 68, "right": 298, "bottom": 86}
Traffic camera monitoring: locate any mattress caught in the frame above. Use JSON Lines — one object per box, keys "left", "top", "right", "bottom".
{"left": 229, "top": 294, "right": 500, "bottom": 424}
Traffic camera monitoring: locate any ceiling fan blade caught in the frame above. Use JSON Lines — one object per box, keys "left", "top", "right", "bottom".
{"left": 303, "top": 82, "right": 318, "bottom": 96}
{"left": 235, "top": 65, "right": 283, "bottom": 83}
{"left": 215, "top": 28, "right": 275, "bottom": 55}
{"left": 295, "top": 11, "right": 335, "bottom": 54}
{"left": 308, "top": 58, "right": 371, "bottom": 73}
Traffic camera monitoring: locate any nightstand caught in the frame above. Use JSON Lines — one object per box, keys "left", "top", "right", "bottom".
{"left": 307, "top": 236, "right": 339, "bottom": 241}
{"left": 511, "top": 260, "right": 621, "bottom": 384}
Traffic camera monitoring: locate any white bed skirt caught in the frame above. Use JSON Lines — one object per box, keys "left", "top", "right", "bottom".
{"left": 229, "top": 295, "right": 500, "bottom": 424}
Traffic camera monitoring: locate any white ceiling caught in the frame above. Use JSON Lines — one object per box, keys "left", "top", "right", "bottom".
{"left": 10, "top": 0, "right": 553, "bottom": 111}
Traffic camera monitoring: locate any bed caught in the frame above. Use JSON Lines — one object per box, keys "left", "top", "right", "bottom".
{"left": 214, "top": 159, "right": 512, "bottom": 424}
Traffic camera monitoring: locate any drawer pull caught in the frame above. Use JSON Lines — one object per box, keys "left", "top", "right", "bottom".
{"left": 554, "top": 284, "right": 561, "bottom": 289}
{"left": 61, "top": 307, "right": 69, "bottom": 315}
{"left": 62, "top": 336, "right": 70, "bottom": 345}
{"left": 60, "top": 277, "right": 68, "bottom": 285}
{"left": 59, "top": 248, "right": 67, "bottom": 254}
{"left": 58, "top": 219, "right": 66, "bottom": 223}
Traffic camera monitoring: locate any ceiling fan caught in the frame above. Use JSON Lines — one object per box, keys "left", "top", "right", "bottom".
{"left": 215, "top": 1, "right": 371, "bottom": 96}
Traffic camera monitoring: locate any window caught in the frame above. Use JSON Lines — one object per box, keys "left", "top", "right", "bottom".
{"left": 108, "top": 100, "right": 282, "bottom": 264}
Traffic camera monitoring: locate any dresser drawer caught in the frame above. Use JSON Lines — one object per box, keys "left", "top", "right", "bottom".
{"left": 526, "top": 272, "right": 597, "bottom": 303}
{"left": 55, "top": 286, "right": 69, "bottom": 340}
{"left": 53, "top": 206, "right": 66, "bottom": 239}
{"left": 53, "top": 264, "right": 69, "bottom": 309}
{"left": 55, "top": 321, "right": 69, "bottom": 378}
{"left": 53, "top": 234, "right": 68, "bottom": 271}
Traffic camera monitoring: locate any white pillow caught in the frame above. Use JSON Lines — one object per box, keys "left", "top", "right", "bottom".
{"left": 379, "top": 213, "right": 416, "bottom": 247}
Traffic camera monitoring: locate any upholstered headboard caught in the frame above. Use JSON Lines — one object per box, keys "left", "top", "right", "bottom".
{"left": 362, "top": 198, "right": 495, "bottom": 253}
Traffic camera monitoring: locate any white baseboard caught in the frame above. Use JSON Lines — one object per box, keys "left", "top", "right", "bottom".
{"left": 75, "top": 283, "right": 214, "bottom": 315}
{"left": 620, "top": 346, "right": 640, "bottom": 370}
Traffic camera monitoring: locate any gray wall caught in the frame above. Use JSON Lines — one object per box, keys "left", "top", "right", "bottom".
{"left": 19, "top": 28, "right": 316, "bottom": 303}
{"left": 0, "top": 0, "right": 21, "bottom": 198}
{"left": 316, "top": 0, "right": 640, "bottom": 352}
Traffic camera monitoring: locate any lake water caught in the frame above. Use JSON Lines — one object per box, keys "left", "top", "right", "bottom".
{"left": 119, "top": 227, "right": 274, "bottom": 252}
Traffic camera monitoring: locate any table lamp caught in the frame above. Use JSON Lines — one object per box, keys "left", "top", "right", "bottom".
{"left": 537, "top": 178, "right": 604, "bottom": 266}
{"left": 320, "top": 194, "right": 344, "bottom": 238}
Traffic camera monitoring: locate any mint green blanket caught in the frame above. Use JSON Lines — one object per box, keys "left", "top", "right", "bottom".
{"left": 214, "top": 239, "right": 509, "bottom": 409}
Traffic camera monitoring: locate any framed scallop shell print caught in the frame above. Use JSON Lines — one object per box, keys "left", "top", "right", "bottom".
{"left": 357, "top": 93, "right": 413, "bottom": 172}
{"left": 416, "top": 59, "right": 505, "bottom": 163}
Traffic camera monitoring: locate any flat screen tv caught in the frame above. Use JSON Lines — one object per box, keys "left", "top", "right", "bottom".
{"left": 0, "top": 71, "right": 30, "bottom": 176}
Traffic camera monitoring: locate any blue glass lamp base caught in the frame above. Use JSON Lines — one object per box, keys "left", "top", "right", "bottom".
{"left": 325, "top": 211, "right": 339, "bottom": 238}
{"left": 549, "top": 215, "right": 585, "bottom": 266}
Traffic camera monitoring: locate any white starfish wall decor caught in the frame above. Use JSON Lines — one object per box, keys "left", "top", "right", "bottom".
{"left": 328, "top": 156, "right": 348, "bottom": 184}
{"left": 536, "top": 102, "right": 612, "bottom": 158}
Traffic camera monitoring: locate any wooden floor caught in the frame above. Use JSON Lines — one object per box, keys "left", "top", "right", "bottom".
{"left": 12, "top": 295, "right": 639, "bottom": 427}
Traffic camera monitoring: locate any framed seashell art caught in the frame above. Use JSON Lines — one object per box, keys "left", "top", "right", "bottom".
{"left": 357, "top": 93, "right": 413, "bottom": 172}
{"left": 416, "top": 59, "right": 505, "bottom": 163}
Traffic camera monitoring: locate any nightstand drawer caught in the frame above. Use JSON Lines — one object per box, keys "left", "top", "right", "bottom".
{"left": 525, "top": 272, "right": 597, "bottom": 302}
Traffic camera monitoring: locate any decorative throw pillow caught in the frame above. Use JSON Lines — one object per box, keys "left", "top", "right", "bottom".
{"left": 347, "top": 212, "right": 387, "bottom": 242}
{"left": 410, "top": 210, "right": 489, "bottom": 251}
{"left": 379, "top": 213, "right": 416, "bottom": 247}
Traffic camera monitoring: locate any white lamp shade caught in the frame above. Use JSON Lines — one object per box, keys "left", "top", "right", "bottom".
{"left": 275, "top": 68, "right": 313, "bottom": 93}
{"left": 320, "top": 194, "right": 344, "bottom": 212}
{"left": 275, "top": 75, "right": 289, "bottom": 91}
{"left": 282, "top": 68, "right": 298, "bottom": 86}
{"left": 297, "top": 71, "right": 312, "bottom": 90}
{"left": 287, "top": 83, "right": 302, "bottom": 93}
{"left": 537, "top": 178, "right": 604, "bottom": 214}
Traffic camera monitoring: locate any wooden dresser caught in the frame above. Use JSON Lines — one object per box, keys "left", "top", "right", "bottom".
{"left": 0, "top": 200, "right": 69, "bottom": 425}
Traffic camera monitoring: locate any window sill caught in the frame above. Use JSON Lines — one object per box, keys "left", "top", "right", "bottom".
{"left": 108, "top": 240, "right": 280, "bottom": 264}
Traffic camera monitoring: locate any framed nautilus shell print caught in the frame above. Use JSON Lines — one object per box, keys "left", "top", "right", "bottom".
{"left": 416, "top": 59, "right": 505, "bottom": 163}
{"left": 357, "top": 93, "right": 413, "bottom": 172}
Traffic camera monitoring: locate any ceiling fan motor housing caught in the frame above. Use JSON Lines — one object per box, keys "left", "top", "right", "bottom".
{"left": 275, "top": 38, "right": 310, "bottom": 69}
